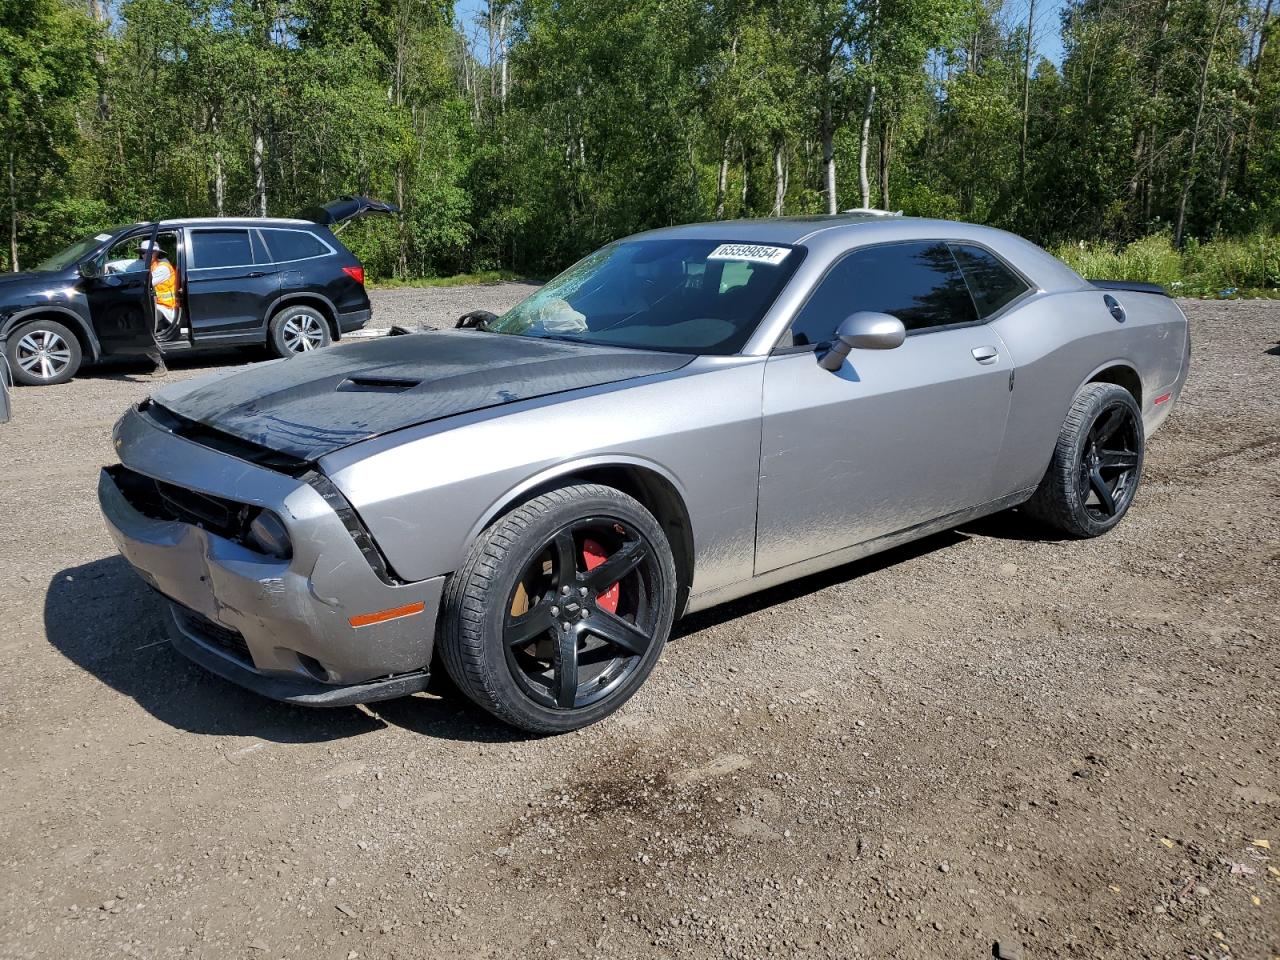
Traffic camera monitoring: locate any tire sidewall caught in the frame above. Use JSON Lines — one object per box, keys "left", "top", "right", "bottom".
{"left": 1060, "top": 386, "right": 1145, "bottom": 536}
{"left": 453, "top": 488, "right": 677, "bottom": 733}
{"left": 269, "top": 305, "right": 332, "bottom": 357}
{"left": 4, "top": 318, "right": 83, "bottom": 386}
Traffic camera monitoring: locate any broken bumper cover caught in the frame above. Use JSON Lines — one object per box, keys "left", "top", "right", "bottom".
{"left": 98, "top": 405, "right": 445, "bottom": 706}
{"left": 168, "top": 604, "right": 429, "bottom": 706}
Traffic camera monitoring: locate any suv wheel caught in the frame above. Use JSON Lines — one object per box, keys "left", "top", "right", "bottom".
{"left": 269, "top": 305, "right": 332, "bottom": 356}
{"left": 439, "top": 484, "right": 679, "bottom": 734}
{"left": 4, "top": 319, "right": 83, "bottom": 386}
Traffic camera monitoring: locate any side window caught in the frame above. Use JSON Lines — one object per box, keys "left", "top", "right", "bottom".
{"left": 263, "top": 229, "right": 329, "bottom": 262}
{"left": 190, "top": 229, "right": 252, "bottom": 269}
{"left": 950, "top": 244, "right": 1030, "bottom": 319}
{"left": 788, "top": 241, "right": 978, "bottom": 346}
{"left": 250, "top": 230, "right": 271, "bottom": 264}
{"left": 102, "top": 232, "right": 179, "bottom": 274}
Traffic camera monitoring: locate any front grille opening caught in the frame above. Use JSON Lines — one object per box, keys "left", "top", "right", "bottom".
{"left": 108, "top": 464, "right": 254, "bottom": 544}
{"left": 172, "top": 603, "right": 252, "bottom": 665}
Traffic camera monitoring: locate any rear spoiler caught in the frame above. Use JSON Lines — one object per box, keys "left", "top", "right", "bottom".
{"left": 1089, "top": 279, "right": 1170, "bottom": 297}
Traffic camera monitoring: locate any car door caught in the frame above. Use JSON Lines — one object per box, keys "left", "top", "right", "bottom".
{"left": 86, "top": 225, "right": 161, "bottom": 355}
{"left": 185, "top": 226, "right": 280, "bottom": 340}
{"left": 754, "top": 240, "right": 1014, "bottom": 575}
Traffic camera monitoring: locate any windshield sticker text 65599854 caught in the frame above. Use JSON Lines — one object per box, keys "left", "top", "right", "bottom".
{"left": 706, "top": 243, "right": 791, "bottom": 266}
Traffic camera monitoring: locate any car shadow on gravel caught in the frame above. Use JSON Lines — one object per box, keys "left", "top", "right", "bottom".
{"left": 672, "top": 530, "right": 969, "bottom": 637}
{"left": 40, "top": 555, "right": 478, "bottom": 742}
{"left": 45, "top": 556, "right": 525, "bottom": 744}
{"left": 955, "top": 508, "right": 1069, "bottom": 543}
{"left": 89, "top": 348, "right": 261, "bottom": 382}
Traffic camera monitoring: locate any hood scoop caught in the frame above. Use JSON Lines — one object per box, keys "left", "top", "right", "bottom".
{"left": 337, "top": 376, "right": 421, "bottom": 393}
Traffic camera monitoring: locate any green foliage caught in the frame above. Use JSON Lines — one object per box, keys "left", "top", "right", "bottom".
{"left": 1055, "top": 231, "right": 1280, "bottom": 294}
{"left": 2, "top": 0, "right": 1278, "bottom": 288}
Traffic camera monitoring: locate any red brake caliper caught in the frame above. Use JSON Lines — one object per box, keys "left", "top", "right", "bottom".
{"left": 582, "top": 538, "right": 620, "bottom": 613}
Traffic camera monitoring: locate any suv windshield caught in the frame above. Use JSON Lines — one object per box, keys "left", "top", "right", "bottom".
{"left": 34, "top": 232, "right": 119, "bottom": 272}
{"left": 491, "top": 238, "right": 803, "bottom": 355}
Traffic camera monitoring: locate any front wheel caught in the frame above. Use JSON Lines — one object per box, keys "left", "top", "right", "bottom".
{"left": 268, "top": 305, "right": 332, "bottom": 357}
{"left": 1023, "top": 382, "right": 1145, "bottom": 538}
{"left": 4, "top": 318, "right": 83, "bottom": 386}
{"left": 439, "top": 484, "right": 678, "bottom": 734}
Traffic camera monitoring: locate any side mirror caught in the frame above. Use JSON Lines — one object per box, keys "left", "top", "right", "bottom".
{"left": 818, "top": 311, "right": 906, "bottom": 371}
{"left": 77, "top": 260, "right": 99, "bottom": 280}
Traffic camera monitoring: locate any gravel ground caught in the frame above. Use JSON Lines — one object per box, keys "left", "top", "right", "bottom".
{"left": 0, "top": 289, "right": 1276, "bottom": 960}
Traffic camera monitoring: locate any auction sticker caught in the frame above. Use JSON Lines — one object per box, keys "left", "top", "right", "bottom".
{"left": 707, "top": 243, "right": 791, "bottom": 265}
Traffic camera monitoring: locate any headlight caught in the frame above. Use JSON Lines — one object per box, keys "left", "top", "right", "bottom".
{"left": 247, "top": 510, "right": 292, "bottom": 559}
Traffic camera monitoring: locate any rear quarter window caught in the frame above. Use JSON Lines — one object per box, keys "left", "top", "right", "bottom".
{"left": 949, "top": 244, "right": 1030, "bottom": 318}
{"left": 263, "top": 229, "right": 330, "bottom": 262}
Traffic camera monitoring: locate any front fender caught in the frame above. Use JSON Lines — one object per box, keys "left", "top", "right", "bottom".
{"left": 463, "top": 453, "right": 693, "bottom": 550}
{"left": 1, "top": 305, "right": 101, "bottom": 361}
{"left": 320, "top": 357, "right": 767, "bottom": 599}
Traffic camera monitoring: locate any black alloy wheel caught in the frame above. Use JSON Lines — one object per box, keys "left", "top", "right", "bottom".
{"left": 1077, "top": 400, "right": 1141, "bottom": 520}
{"left": 503, "top": 518, "right": 659, "bottom": 710}
{"left": 439, "top": 483, "right": 678, "bottom": 733}
{"left": 1023, "top": 381, "right": 1146, "bottom": 538}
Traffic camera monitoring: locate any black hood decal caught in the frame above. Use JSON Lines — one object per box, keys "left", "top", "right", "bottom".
{"left": 151, "top": 330, "right": 692, "bottom": 460}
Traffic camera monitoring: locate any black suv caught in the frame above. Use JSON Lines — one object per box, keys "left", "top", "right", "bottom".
{"left": 0, "top": 196, "right": 396, "bottom": 386}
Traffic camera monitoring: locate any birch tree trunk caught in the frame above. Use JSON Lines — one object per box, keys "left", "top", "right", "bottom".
{"left": 715, "top": 138, "right": 729, "bottom": 219}
{"left": 858, "top": 82, "right": 876, "bottom": 208}
{"left": 252, "top": 122, "right": 268, "bottom": 217}
{"left": 8, "top": 150, "right": 17, "bottom": 272}
{"left": 877, "top": 118, "right": 891, "bottom": 209}
{"left": 822, "top": 99, "right": 837, "bottom": 214}
{"left": 212, "top": 112, "right": 226, "bottom": 217}
{"left": 773, "top": 142, "right": 787, "bottom": 216}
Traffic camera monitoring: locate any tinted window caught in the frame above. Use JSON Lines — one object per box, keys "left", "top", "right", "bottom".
{"left": 191, "top": 229, "right": 252, "bottom": 268}
{"left": 789, "top": 241, "right": 977, "bottom": 346}
{"left": 250, "top": 229, "right": 271, "bottom": 264}
{"left": 263, "top": 229, "right": 329, "bottom": 262}
{"left": 950, "top": 244, "right": 1029, "bottom": 318}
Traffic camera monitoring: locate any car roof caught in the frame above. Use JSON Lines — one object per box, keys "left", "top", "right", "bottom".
{"left": 631, "top": 214, "right": 1001, "bottom": 245}
{"left": 153, "top": 217, "right": 320, "bottom": 229}
{"left": 629, "top": 214, "right": 1083, "bottom": 290}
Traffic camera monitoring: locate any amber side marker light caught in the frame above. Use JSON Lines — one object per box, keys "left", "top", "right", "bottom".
{"left": 1153, "top": 392, "right": 1173, "bottom": 405}
{"left": 349, "top": 601, "right": 425, "bottom": 628}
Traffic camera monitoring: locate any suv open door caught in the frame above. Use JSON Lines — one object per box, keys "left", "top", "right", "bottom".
{"left": 85, "top": 224, "right": 192, "bottom": 357}
{"left": 296, "top": 196, "right": 400, "bottom": 232}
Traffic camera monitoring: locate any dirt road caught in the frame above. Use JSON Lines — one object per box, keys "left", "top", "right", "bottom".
{"left": 1, "top": 289, "right": 1276, "bottom": 960}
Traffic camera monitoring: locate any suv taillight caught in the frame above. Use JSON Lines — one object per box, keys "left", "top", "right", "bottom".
{"left": 342, "top": 266, "right": 365, "bottom": 285}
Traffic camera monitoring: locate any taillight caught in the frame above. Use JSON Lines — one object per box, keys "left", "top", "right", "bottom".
{"left": 342, "top": 265, "right": 365, "bottom": 285}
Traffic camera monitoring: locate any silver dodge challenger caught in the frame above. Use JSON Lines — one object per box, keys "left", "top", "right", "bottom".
{"left": 99, "top": 214, "right": 1190, "bottom": 732}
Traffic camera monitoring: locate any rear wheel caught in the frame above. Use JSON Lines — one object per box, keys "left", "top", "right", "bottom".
{"left": 268, "top": 305, "right": 332, "bottom": 357}
{"left": 4, "top": 318, "right": 83, "bottom": 386}
{"left": 439, "top": 484, "right": 678, "bottom": 734}
{"left": 1023, "top": 382, "right": 1144, "bottom": 538}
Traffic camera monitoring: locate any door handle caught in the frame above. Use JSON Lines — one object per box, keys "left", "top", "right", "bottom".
{"left": 971, "top": 346, "right": 999, "bottom": 364}
{"left": 245, "top": 271, "right": 268, "bottom": 278}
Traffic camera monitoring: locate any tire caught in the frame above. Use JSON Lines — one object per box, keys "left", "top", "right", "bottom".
{"left": 4, "top": 318, "right": 83, "bottom": 386}
{"left": 439, "top": 484, "right": 679, "bottom": 734}
{"left": 268, "top": 305, "right": 332, "bottom": 357}
{"left": 1023, "top": 382, "right": 1145, "bottom": 538}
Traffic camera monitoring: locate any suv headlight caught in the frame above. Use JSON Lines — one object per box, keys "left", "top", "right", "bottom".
{"left": 247, "top": 510, "right": 292, "bottom": 559}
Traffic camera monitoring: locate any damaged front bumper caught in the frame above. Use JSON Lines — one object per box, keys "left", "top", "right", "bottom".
{"left": 97, "top": 404, "right": 443, "bottom": 706}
